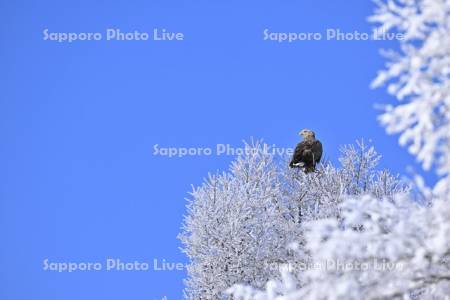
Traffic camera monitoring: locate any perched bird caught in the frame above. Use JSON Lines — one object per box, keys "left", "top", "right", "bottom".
{"left": 289, "top": 129, "right": 323, "bottom": 173}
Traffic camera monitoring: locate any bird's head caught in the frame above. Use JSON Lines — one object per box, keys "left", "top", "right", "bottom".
{"left": 299, "top": 129, "right": 316, "bottom": 141}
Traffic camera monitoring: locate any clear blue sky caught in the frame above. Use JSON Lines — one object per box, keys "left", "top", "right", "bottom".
{"left": 0, "top": 0, "right": 435, "bottom": 299}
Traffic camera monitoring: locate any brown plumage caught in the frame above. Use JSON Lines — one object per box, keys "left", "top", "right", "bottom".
{"left": 289, "top": 129, "right": 323, "bottom": 173}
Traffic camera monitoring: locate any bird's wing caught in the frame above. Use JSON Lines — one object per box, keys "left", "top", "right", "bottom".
{"left": 312, "top": 140, "right": 323, "bottom": 163}
{"left": 290, "top": 142, "right": 307, "bottom": 165}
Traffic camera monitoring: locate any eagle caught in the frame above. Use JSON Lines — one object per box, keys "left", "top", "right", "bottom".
{"left": 289, "top": 129, "right": 323, "bottom": 173}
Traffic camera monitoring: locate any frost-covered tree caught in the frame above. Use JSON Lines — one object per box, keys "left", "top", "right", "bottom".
{"left": 226, "top": 2, "right": 450, "bottom": 298}
{"left": 280, "top": 141, "right": 405, "bottom": 225}
{"left": 228, "top": 194, "right": 450, "bottom": 300}
{"left": 180, "top": 141, "right": 406, "bottom": 299}
{"left": 369, "top": 0, "right": 450, "bottom": 194}
{"left": 179, "top": 142, "right": 302, "bottom": 299}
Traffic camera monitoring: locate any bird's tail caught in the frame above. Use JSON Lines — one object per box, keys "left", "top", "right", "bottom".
{"left": 304, "top": 166, "right": 315, "bottom": 173}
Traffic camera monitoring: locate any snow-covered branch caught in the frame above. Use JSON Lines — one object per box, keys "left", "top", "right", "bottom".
{"left": 179, "top": 141, "right": 407, "bottom": 299}
{"left": 228, "top": 194, "right": 450, "bottom": 300}
{"left": 369, "top": 0, "right": 450, "bottom": 194}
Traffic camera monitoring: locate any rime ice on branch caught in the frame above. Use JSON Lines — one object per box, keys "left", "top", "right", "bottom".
{"left": 369, "top": 0, "right": 450, "bottom": 195}
{"left": 180, "top": 140, "right": 408, "bottom": 299}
